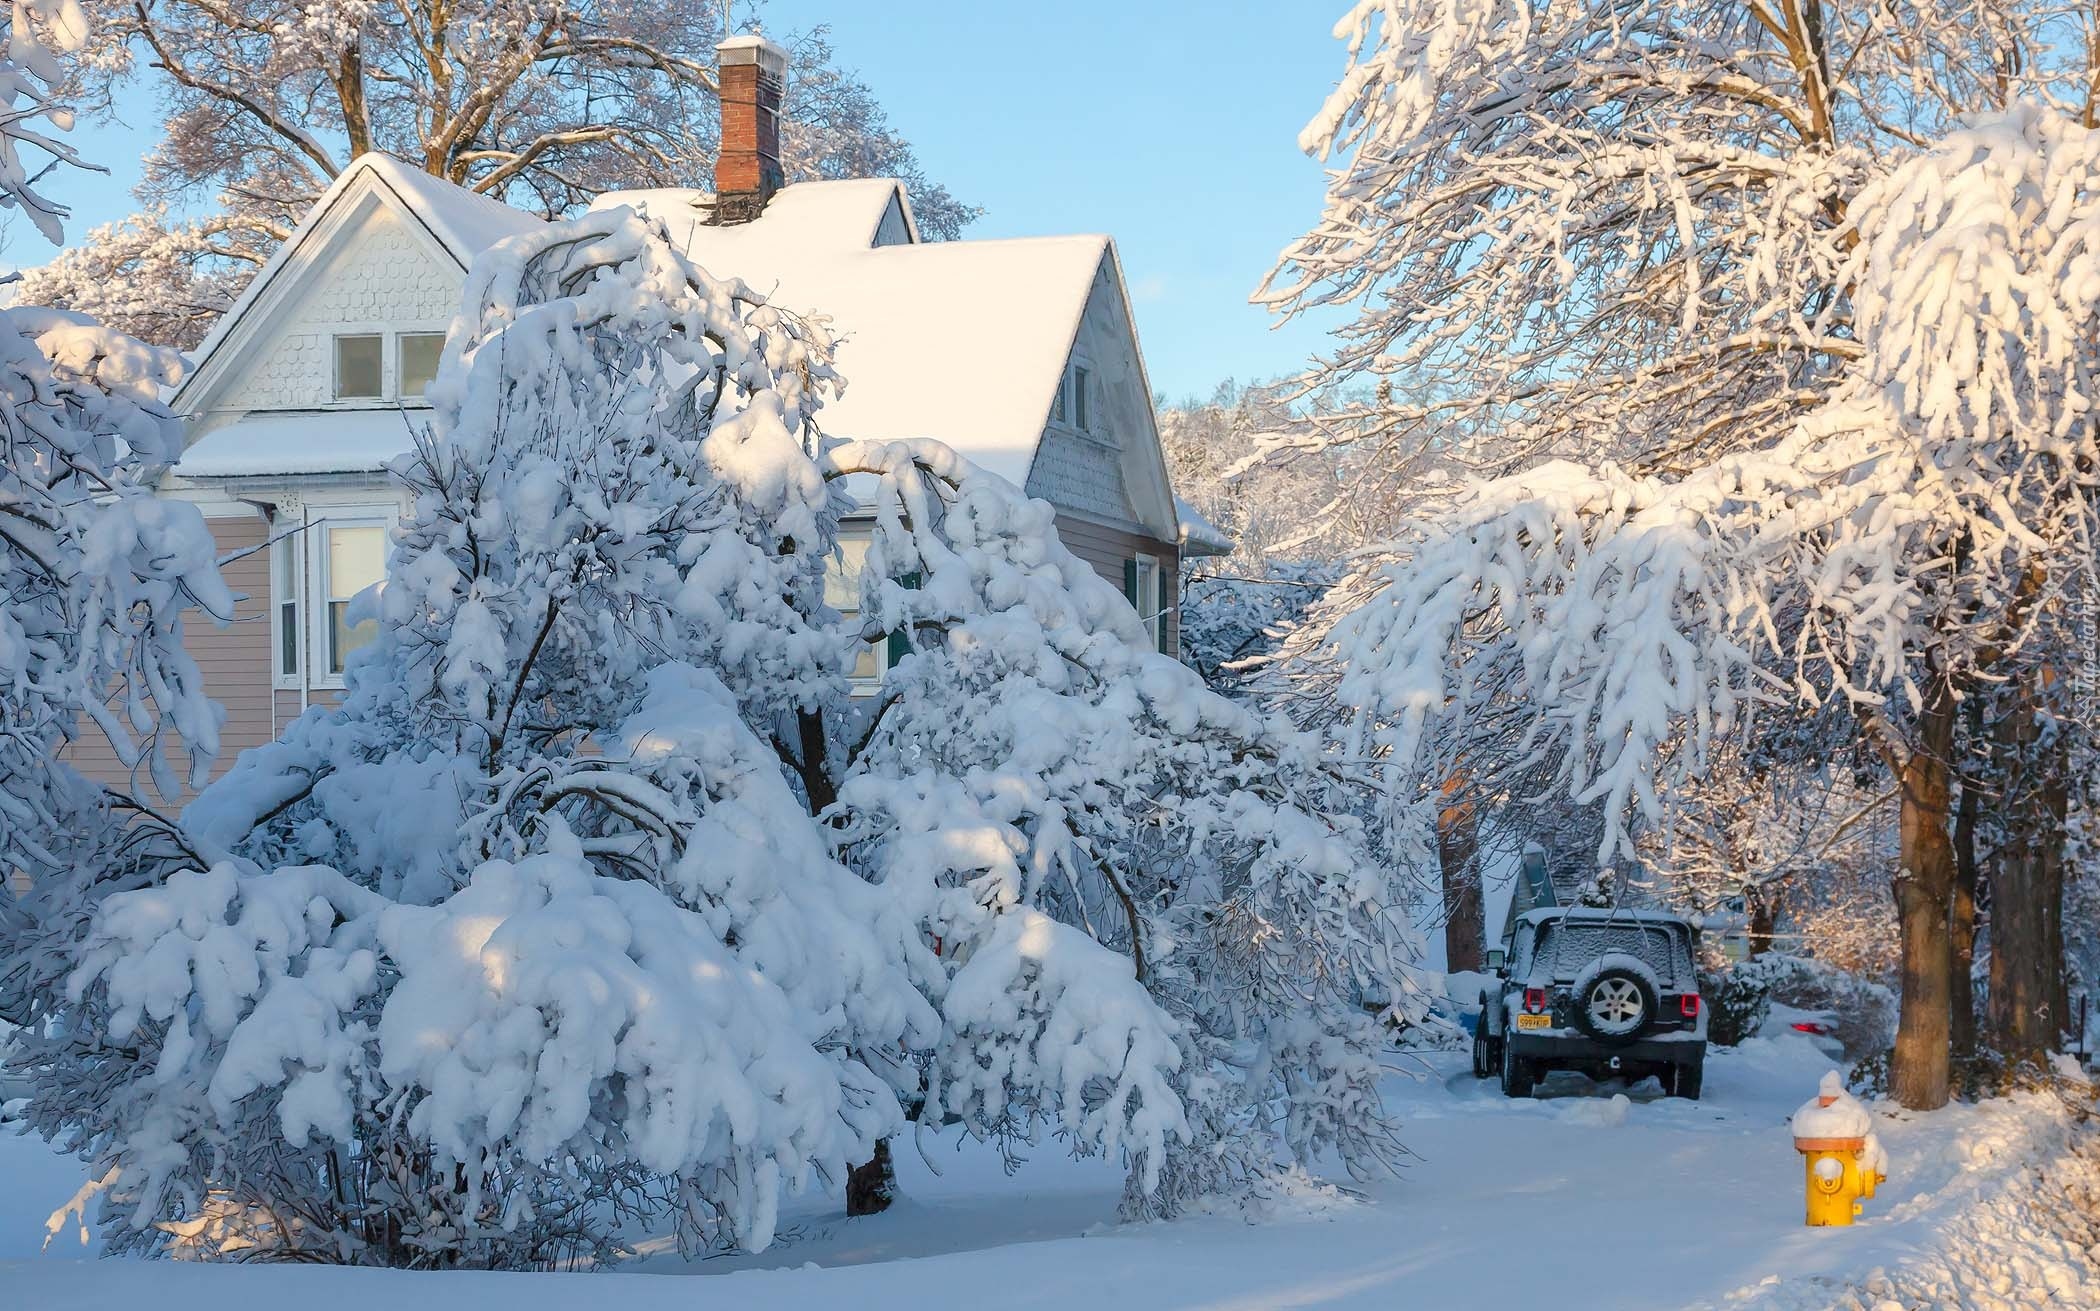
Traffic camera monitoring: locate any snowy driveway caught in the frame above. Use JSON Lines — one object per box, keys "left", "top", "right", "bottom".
{"left": 6, "top": 1034, "right": 2091, "bottom": 1309}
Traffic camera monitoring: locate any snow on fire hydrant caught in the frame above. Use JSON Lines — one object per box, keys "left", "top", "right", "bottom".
{"left": 1790, "top": 1070, "right": 1887, "bottom": 1227}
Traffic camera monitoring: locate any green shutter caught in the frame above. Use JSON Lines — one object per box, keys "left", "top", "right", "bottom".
{"left": 1123, "top": 557, "right": 1139, "bottom": 605}
{"left": 886, "top": 570, "right": 921, "bottom": 667}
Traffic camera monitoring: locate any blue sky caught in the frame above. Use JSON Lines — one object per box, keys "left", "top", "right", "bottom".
{"left": 44, "top": 1, "right": 1351, "bottom": 401}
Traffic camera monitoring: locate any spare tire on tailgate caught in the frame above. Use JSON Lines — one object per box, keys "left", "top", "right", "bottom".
{"left": 1571, "top": 952, "right": 1660, "bottom": 1045}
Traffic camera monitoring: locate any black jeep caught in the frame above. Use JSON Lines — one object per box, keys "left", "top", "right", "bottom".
{"left": 1473, "top": 907, "right": 1708, "bottom": 1100}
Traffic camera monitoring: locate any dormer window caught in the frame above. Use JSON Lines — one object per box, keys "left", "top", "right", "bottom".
{"left": 399, "top": 333, "right": 445, "bottom": 398}
{"left": 334, "top": 333, "right": 383, "bottom": 399}
{"left": 1055, "top": 361, "right": 1094, "bottom": 434}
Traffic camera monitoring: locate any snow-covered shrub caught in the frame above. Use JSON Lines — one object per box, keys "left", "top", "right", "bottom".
{"left": 1697, "top": 965, "right": 1774, "bottom": 1049}
{"left": 0, "top": 0, "right": 233, "bottom": 1123}
{"left": 22, "top": 208, "right": 930, "bottom": 1266}
{"left": 27, "top": 208, "right": 1424, "bottom": 1264}
{"left": 828, "top": 439, "right": 1425, "bottom": 1216}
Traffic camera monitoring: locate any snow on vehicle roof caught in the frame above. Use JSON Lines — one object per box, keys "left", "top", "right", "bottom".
{"left": 590, "top": 180, "right": 1109, "bottom": 492}
{"left": 175, "top": 410, "right": 422, "bottom": 479}
{"left": 1516, "top": 905, "right": 1692, "bottom": 926}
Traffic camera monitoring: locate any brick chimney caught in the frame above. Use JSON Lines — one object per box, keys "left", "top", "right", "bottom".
{"left": 714, "top": 33, "right": 787, "bottom": 225}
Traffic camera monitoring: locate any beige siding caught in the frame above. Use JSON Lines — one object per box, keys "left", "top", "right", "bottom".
{"left": 273, "top": 686, "right": 343, "bottom": 733}
{"left": 60, "top": 514, "right": 278, "bottom": 801}
{"left": 1054, "top": 512, "right": 1181, "bottom": 655}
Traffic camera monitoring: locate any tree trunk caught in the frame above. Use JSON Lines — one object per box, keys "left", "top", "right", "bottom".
{"left": 845, "top": 1137, "right": 895, "bottom": 1217}
{"left": 1890, "top": 671, "right": 1958, "bottom": 1111}
{"left": 1951, "top": 733, "right": 1981, "bottom": 1063}
{"left": 1985, "top": 670, "right": 2068, "bottom": 1061}
{"left": 1438, "top": 772, "right": 1485, "bottom": 973}
{"left": 1745, "top": 887, "right": 1778, "bottom": 960}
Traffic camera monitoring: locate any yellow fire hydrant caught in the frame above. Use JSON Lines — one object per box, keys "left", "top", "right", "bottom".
{"left": 1790, "top": 1071, "right": 1887, "bottom": 1227}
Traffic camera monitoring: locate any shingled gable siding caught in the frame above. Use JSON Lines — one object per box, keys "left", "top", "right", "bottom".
{"left": 1053, "top": 511, "right": 1180, "bottom": 656}
{"left": 57, "top": 513, "right": 279, "bottom": 801}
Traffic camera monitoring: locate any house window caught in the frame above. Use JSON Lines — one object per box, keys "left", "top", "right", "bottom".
{"left": 324, "top": 524, "right": 387, "bottom": 673}
{"left": 1125, "top": 554, "right": 1164, "bottom": 652}
{"left": 824, "top": 533, "right": 884, "bottom": 682}
{"left": 1072, "top": 365, "right": 1091, "bottom": 432}
{"left": 398, "top": 332, "right": 445, "bottom": 398}
{"left": 273, "top": 537, "right": 300, "bottom": 679}
{"left": 334, "top": 333, "right": 383, "bottom": 400}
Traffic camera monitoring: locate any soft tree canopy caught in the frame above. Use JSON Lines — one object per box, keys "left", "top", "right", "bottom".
{"left": 1291, "top": 103, "right": 2100, "bottom": 1107}
{"left": 0, "top": 0, "right": 232, "bottom": 1044}
{"left": 17, "top": 203, "right": 1422, "bottom": 1265}
{"left": 1258, "top": 0, "right": 2099, "bottom": 517}
{"left": 28, "top": 3, "right": 974, "bottom": 345}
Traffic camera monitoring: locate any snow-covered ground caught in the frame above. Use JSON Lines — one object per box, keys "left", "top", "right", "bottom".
{"left": 6, "top": 1034, "right": 2094, "bottom": 1310}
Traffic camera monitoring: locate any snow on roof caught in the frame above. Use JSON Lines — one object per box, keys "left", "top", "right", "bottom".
{"left": 591, "top": 181, "right": 1104, "bottom": 490}
{"left": 596, "top": 179, "right": 910, "bottom": 258}
{"left": 175, "top": 410, "right": 424, "bottom": 479}
{"left": 1176, "top": 497, "right": 1234, "bottom": 557}
{"left": 174, "top": 155, "right": 543, "bottom": 417}
{"left": 358, "top": 155, "right": 543, "bottom": 262}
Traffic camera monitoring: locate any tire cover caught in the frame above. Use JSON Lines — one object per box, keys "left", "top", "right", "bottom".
{"left": 1572, "top": 962, "right": 1658, "bottom": 1045}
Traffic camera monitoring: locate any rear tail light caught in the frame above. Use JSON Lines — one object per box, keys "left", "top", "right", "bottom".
{"left": 1679, "top": 994, "right": 1700, "bottom": 1019}
{"left": 1524, "top": 987, "right": 1547, "bottom": 1014}
{"left": 1791, "top": 1021, "right": 1835, "bottom": 1036}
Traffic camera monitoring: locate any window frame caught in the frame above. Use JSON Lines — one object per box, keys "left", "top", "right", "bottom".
{"left": 332, "top": 331, "right": 385, "bottom": 402}
{"left": 282, "top": 507, "right": 394, "bottom": 689}
{"left": 396, "top": 330, "right": 447, "bottom": 401}
{"left": 1125, "top": 552, "right": 1165, "bottom": 652}
{"left": 270, "top": 533, "right": 303, "bottom": 689}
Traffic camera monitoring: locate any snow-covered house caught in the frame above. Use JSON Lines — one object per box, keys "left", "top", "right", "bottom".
{"left": 63, "top": 34, "right": 1204, "bottom": 794}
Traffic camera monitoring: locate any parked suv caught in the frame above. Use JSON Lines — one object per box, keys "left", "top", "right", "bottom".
{"left": 1473, "top": 907, "right": 1708, "bottom": 1100}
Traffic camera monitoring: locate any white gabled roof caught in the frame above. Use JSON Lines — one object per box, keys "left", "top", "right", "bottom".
{"left": 173, "top": 164, "right": 1176, "bottom": 538}
{"left": 591, "top": 180, "right": 1109, "bottom": 494}
{"left": 172, "top": 155, "right": 542, "bottom": 416}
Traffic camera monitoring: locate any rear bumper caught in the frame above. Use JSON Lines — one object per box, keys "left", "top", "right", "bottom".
{"left": 1506, "top": 1030, "right": 1705, "bottom": 1066}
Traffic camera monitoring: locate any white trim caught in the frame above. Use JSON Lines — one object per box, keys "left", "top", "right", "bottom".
{"left": 301, "top": 505, "right": 395, "bottom": 690}
{"left": 1132, "top": 553, "right": 1164, "bottom": 651}
{"left": 331, "top": 329, "right": 386, "bottom": 402}
{"left": 269, "top": 529, "right": 303, "bottom": 691}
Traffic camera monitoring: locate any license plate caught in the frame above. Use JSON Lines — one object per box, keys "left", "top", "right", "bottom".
{"left": 1515, "top": 1013, "right": 1553, "bottom": 1031}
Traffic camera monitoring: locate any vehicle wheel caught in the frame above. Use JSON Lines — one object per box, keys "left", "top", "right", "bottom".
{"left": 1501, "top": 1036, "right": 1537, "bottom": 1099}
{"left": 1670, "top": 1061, "right": 1704, "bottom": 1101}
{"left": 1472, "top": 998, "right": 1498, "bottom": 1078}
{"left": 1572, "top": 960, "right": 1660, "bottom": 1047}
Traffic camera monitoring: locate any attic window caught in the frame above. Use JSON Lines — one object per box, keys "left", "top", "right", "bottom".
{"left": 1072, "top": 365, "right": 1091, "bottom": 432}
{"left": 399, "top": 333, "right": 445, "bottom": 398}
{"left": 334, "top": 334, "right": 382, "bottom": 400}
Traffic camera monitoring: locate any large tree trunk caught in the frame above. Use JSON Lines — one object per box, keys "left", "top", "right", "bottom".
{"left": 1985, "top": 671, "right": 2068, "bottom": 1061}
{"left": 1890, "top": 672, "right": 1958, "bottom": 1111}
{"left": 1438, "top": 773, "right": 1485, "bottom": 973}
{"left": 1950, "top": 729, "right": 1981, "bottom": 1063}
{"left": 1745, "top": 886, "right": 1779, "bottom": 960}
{"left": 846, "top": 1138, "right": 895, "bottom": 1217}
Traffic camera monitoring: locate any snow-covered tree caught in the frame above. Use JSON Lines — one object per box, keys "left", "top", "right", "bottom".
{"left": 828, "top": 438, "right": 1422, "bottom": 1215}
{"left": 1290, "top": 105, "right": 2100, "bottom": 1109}
{"left": 40, "top": 4, "right": 973, "bottom": 346}
{"left": 1258, "top": 0, "right": 2093, "bottom": 508}
{"left": 0, "top": 0, "right": 232, "bottom": 1040}
{"left": 22, "top": 205, "right": 1421, "bottom": 1264}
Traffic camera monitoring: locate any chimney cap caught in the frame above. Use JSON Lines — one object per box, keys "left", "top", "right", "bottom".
{"left": 717, "top": 32, "right": 787, "bottom": 74}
